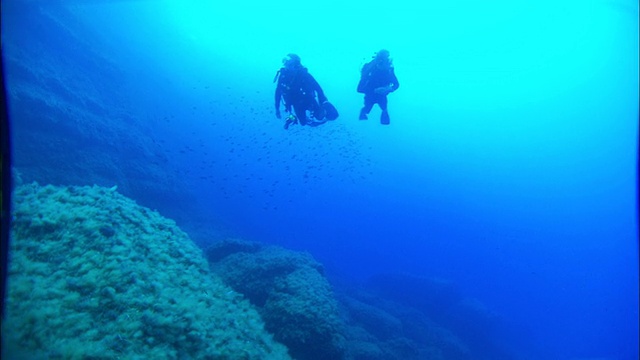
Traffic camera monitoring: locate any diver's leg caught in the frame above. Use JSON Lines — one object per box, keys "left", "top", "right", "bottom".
{"left": 360, "top": 95, "right": 374, "bottom": 120}
{"left": 378, "top": 96, "right": 390, "bottom": 125}
{"left": 312, "top": 99, "right": 325, "bottom": 121}
{"left": 294, "top": 105, "right": 308, "bottom": 125}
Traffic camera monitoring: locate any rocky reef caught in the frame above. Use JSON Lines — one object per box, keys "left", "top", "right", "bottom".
{"left": 4, "top": 181, "right": 509, "bottom": 360}
{"left": 4, "top": 183, "right": 291, "bottom": 359}
{"left": 206, "top": 238, "right": 347, "bottom": 360}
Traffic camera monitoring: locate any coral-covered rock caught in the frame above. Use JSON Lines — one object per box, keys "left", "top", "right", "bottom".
{"left": 207, "top": 239, "right": 346, "bottom": 360}
{"left": 4, "top": 183, "right": 291, "bottom": 359}
{"left": 341, "top": 296, "right": 403, "bottom": 340}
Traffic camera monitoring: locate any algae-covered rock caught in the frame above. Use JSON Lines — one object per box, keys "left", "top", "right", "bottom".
{"left": 207, "top": 239, "right": 346, "bottom": 360}
{"left": 3, "top": 183, "right": 291, "bottom": 360}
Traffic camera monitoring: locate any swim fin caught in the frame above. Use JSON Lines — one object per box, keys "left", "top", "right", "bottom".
{"left": 380, "top": 111, "right": 390, "bottom": 125}
{"left": 322, "top": 101, "right": 339, "bottom": 120}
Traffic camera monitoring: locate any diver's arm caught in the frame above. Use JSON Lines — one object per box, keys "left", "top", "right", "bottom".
{"left": 309, "top": 74, "right": 328, "bottom": 103}
{"left": 374, "top": 68, "right": 399, "bottom": 95}
{"left": 275, "top": 86, "right": 283, "bottom": 118}
{"left": 357, "top": 62, "right": 373, "bottom": 93}
{"left": 389, "top": 68, "right": 399, "bottom": 92}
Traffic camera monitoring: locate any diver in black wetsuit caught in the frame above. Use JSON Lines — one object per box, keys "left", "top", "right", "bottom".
{"left": 357, "top": 49, "right": 400, "bottom": 125}
{"left": 274, "top": 54, "right": 336, "bottom": 129}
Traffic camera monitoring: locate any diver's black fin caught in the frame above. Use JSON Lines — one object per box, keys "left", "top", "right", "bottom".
{"left": 322, "top": 101, "right": 339, "bottom": 120}
{"left": 380, "top": 111, "right": 390, "bottom": 125}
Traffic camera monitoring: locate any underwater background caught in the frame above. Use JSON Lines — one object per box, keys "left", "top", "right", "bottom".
{"left": 2, "top": 0, "right": 638, "bottom": 359}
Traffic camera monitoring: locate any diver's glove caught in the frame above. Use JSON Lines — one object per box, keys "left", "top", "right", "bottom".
{"left": 275, "top": 109, "right": 282, "bottom": 119}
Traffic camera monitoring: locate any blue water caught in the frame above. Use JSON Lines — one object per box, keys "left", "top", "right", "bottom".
{"left": 3, "top": 0, "right": 638, "bottom": 359}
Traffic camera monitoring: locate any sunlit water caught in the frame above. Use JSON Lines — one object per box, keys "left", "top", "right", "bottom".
{"left": 3, "top": 0, "right": 638, "bottom": 359}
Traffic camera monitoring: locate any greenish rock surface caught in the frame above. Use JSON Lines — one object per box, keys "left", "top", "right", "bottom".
{"left": 4, "top": 183, "right": 291, "bottom": 360}
{"left": 207, "top": 239, "right": 347, "bottom": 360}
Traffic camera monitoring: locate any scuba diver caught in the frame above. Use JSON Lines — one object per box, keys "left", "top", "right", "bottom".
{"left": 274, "top": 54, "right": 338, "bottom": 129}
{"left": 357, "top": 49, "right": 399, "bottom": 125}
